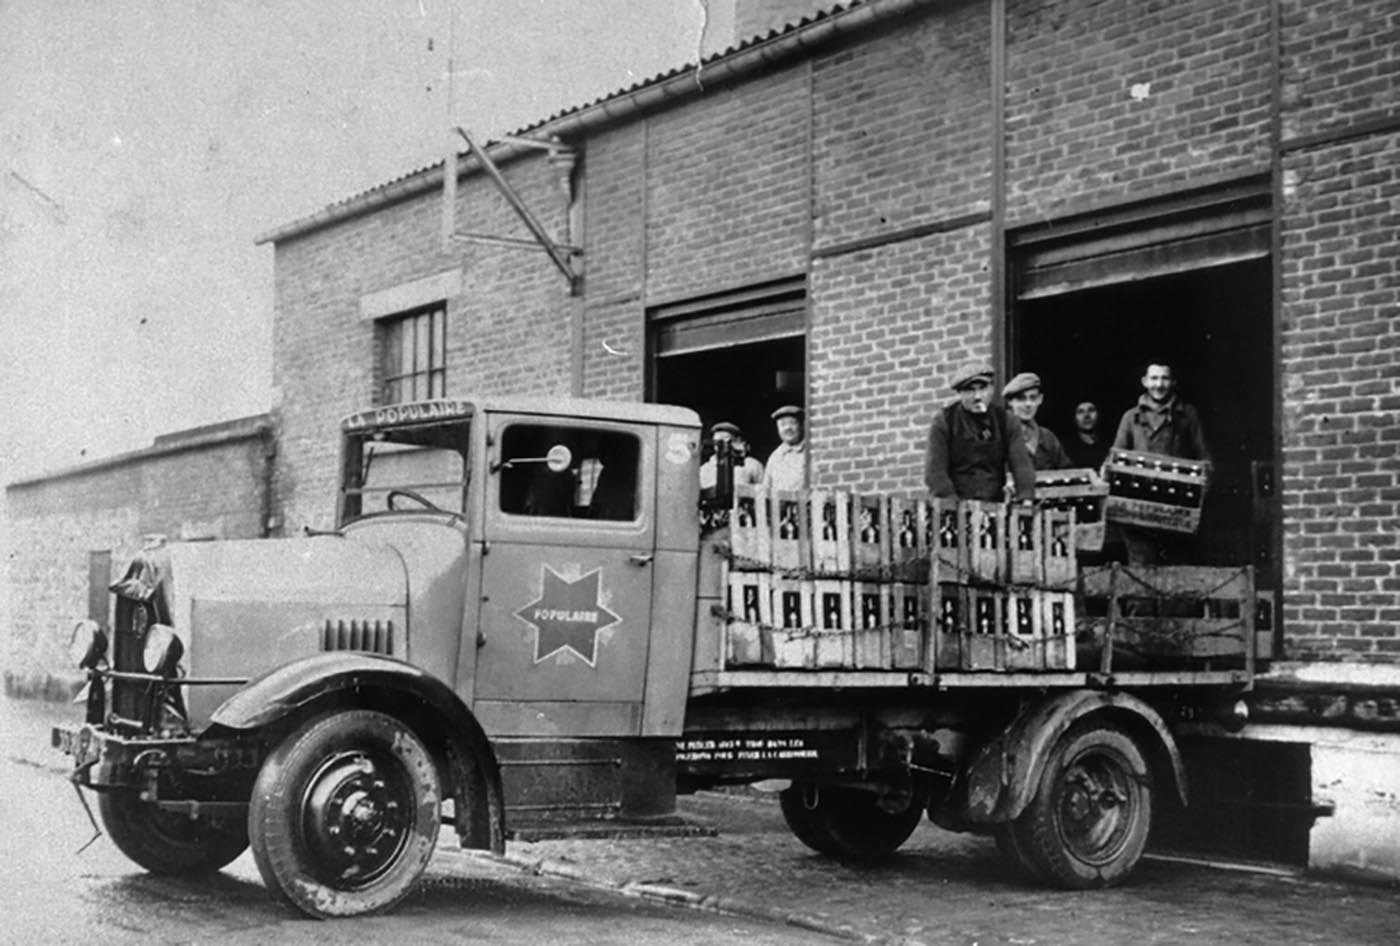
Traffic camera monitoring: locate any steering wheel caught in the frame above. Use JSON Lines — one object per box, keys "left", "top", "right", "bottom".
{"left": 386, "top": 488, "right": 442, "bottom": 512}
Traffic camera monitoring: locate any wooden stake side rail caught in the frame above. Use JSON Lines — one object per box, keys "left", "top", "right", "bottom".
{"left": 687, "top": 668, "right": 1253, "bottom": 697}
{"left": 698, "top": 490, "right": 1257, "bottom": 687}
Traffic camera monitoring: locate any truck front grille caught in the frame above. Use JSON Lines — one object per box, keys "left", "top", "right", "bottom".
{"left": 321, "top": 619, "right": 396, "bottom": 656}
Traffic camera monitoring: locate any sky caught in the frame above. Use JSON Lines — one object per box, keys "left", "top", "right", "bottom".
{"left": 0, "top": 0, "right": 735, "bottom": 484}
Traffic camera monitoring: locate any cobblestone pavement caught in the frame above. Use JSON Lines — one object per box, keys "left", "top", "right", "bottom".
{"left": 506, "top": 790, "right": 1400, "bottom": 946}
{"left": 12, "top": 698, "right": 1399, "bottom": 946}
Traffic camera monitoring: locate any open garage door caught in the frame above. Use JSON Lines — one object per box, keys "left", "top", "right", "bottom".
{"left": 1007, "top": 179, "right": 1278, "bottom": 595}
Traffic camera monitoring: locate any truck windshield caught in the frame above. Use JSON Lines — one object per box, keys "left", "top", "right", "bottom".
{"left": 338, "top": 420, "right": 470, "bottom": 524}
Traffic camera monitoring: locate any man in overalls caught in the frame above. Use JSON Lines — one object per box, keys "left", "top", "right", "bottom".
{"left": 924, "top": 362, "right": 1035, "bottom": 502}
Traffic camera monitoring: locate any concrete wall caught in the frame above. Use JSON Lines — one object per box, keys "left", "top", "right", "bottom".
{"left": 4, "top": 416, "right": 273, "bottom": 695}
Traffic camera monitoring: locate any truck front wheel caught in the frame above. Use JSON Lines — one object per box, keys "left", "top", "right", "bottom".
{"left": 248, "top": 710, "right": 441, "bottom": 918}
{"left": 779, "top": 782, "right": 922, "bottom": 861}
{"left": 98, "top": 790, "right": 249, "bottom": 874}
{"left": 1004, "top": 720, "right": 1153, "bottom": 888}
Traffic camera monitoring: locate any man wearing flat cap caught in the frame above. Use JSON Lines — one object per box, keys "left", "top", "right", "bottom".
{"left": 762, "top": 405, "right": 807, "bottom": 491}
{"left": 1003, "top": 372, "right": 1072, "bottom": 471}
{"left": 924, "top": 362, "right": 1035, "bottom": 502}
{"left": 699, "top": 420, "right": 764, "bottom": 496}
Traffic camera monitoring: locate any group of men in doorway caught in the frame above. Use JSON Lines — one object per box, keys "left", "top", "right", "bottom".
{"left": 698, "top": 358, "right": 1209, "bottom": 566}
{"left": 698, "top": 404, "right": 808, "bottom": 495}
{"left": 924, "top": 359, "right": 1211, "bottom": 565}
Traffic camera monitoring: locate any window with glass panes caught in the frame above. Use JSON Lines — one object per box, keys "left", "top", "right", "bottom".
{"left": 380, "top": 304, "right": 446, "bottom": 403}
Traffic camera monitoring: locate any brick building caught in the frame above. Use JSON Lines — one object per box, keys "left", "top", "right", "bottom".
{"left": 4, "top": 415, "right": 274, "bottom": 698}
{"left": 6, "top": 0, "right": 1397, "bottom": 881}
{"left": 252, "top": 0, "right": 1399, "bottom": 879}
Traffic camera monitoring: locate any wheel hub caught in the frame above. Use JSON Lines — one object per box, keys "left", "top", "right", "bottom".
{"left": 302, "top": 752, "right": 410, "bottom": 886}
{"left": 1058, "top": 756, "right": 1134, "bottom": 864}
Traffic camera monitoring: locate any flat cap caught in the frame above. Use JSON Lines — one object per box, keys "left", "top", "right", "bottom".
{"left": 1002, "top": 372, "right": 1042, "bottom": 398}
{"left": 709, "top": 421, "right": 742, "bottom": 437}
{"left": 770, "top": 405, "right": 804, "bottom": 421}
{"left": 950, "top": 362, "right": 995, "bottom": 391}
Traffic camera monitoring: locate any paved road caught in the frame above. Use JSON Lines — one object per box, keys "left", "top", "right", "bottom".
{"left": 6, "top": 696, "right": 1399, "bottom": 946}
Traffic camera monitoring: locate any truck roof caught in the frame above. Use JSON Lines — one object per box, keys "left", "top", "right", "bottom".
{"left": 340, "top": 395, "right": 700, "bottom": 432}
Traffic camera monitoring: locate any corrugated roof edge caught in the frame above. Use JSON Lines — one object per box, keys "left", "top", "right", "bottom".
{"left": 256, "top": 0, "right": 934, "bottom": 246}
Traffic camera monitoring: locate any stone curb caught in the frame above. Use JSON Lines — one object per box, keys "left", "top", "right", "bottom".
{"left": 458, "top": 849, "right": 876, "bottom": 943}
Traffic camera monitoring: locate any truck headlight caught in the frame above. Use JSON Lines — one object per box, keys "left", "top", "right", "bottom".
{"left": 142, "top": 623, "right": 184, "bottom": 676}
{"left": 69, "top": 620, "right": 108, "bottom": 670}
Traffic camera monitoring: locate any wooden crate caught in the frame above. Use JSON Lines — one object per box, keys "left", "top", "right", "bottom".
{"left": 1079, "top": 564, "right": 1254, "bottom": 669}
{"left": 812, "top": 579, "right": 853, "bottom": 668}
{"left": 1042, "top": 507, "right": 1077, "bottom": 588}
{"left": 888, "top": 582, "right": 927, "bottom": 670}
{"left": 730, "top": 485, "right": 771, "bottom": 568}
{"left": 770, "top": 577, "right": 814, "bottom": 668}
{"left": 1104, "top": 449, "right": 1208, "bottom": 535}
{"left": 1036, "top": 468, "right": 1108, "bottom": 551}
{"left": 927, "top": 498, "right": 966, "bottom": 584}
{"left": 1006, "top": 504, "right": 1043, "bottom": 585}
{"left": 1039, "top": 590, "right": 1076, "bottom": 670}
{"left": 964, "top": 586, "right": 1004, "bottom": 670}
{"left": 725, "top": 570, "right": 773, "bottom": 667}
{"left": 809, "top": 489, "right": 852, "bottom": 576}
{"left": 853, "top": 582, "right": 889, "bottom": 669}
{"left": 771, "top": 491, "right": 808, "bottom": 572}
{"left": 964, "top": 501, "right": 1006, "bottom": 584}
{"left": 852, "top": 494, "right": 890, "bottom": 580}
{"left": 1003, "top": 589, "right": 1042, "bottom": 671}
{"left": 930, "top": 582, "right": 963, "bottom": 669}
{"left": 889, "top": 495, "right": 925, "bottom": 582}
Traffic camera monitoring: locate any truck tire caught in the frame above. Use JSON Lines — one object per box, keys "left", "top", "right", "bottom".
{"left": 248, "top": 709, "right": 441, "bottom": 918}
{"left": 98, "top": 789, "right": 249, "bottom": 874}
{"left": 779, "top": 782, "right": 922, "bottom": 861}
{"left": 1007, "top": 720, "right": 1152, "bottom": 888}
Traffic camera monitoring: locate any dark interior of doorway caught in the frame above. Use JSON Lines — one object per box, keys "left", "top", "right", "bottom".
{"left": 654, "top": 336, "right": 806, "bottom": 466}
{"left": 1013, "top": 258, "right": 1273, "bottom": 567}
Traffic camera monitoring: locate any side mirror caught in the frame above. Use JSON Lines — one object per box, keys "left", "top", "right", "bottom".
{"left": 493, "top": 443, "right": 574, "bottom": 474}
{"left": 545, "top": 444, "right": 573, "bottom": 472}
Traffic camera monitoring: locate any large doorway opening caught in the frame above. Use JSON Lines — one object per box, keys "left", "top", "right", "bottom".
{"left": 1013, "top": 258, "right": 1273, "bottom": 567}
{"left": 647, "top": 278, "right": 807, "bottom": 467}
{"left": 1007, "top": 179, "right": 1278, "bottom": 579}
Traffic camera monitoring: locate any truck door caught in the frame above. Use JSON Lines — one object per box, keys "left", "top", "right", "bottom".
{"left": 474, "top": 415, "right": 657, "bottom": 737}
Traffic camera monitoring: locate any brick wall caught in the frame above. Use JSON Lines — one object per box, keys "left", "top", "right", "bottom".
{"left": 1005, "top": 0, "right": 1273, "bottom": 222}
{"left": 810, "top": 224, "right": 992, "bottom": 492}
{"left": 644, "top": 66, "right": 812, "bottom": 302}
{"left": 582, "top": 124, "right": 647, "bottom": 400}
{"left": 5, "top": 420, "right": 271, "bottom": 687}
{"left": 1276, "top": 0, "right": 1400, "bottom": 663}
{"left": 812, "top": 3, "right": 991, "bottom": 248}
{"left": 272, "top": 155, "right": 574, "bottom": 531}
{"left": 1279, "top": 0, "right": 1400, "bottom": 140}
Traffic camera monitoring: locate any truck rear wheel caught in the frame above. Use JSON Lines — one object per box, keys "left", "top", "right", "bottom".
{"left": 98, "top": 789, "right": 249, "bottom": 874}
{"left": 779, "top": 781, "right": 922, "bottom": 861}
{"left": 248, "top": 710, "right": 441, "bottom": 918}
{"left": 1007, "top": 720, "right": 1152, "bottom": 888}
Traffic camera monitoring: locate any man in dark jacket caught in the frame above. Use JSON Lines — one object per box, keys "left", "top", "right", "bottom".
{"left": 1111, "top": 361, "right": 1211, "bottom": 564}
{"left": 925, "top": 363, "right": 1036, "bottom": 502}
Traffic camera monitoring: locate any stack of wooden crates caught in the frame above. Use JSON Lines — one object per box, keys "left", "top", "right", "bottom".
{"left": 721, "top": 487, "right": 1077, "bottom": 673}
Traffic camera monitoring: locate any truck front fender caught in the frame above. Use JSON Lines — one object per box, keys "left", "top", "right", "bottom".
{"left": 964, "top": 689, "right": 1187, "bottom": 825}
{"left": 208, "top": 652, "right": 504, "bottom": 853}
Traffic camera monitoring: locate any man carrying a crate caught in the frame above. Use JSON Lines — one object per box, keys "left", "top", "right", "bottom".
{"left": 924, "top": 363, "right": 1036, "bottom": 502}
{"left": 1111, "top": 361, "right": 1212, "bottom": 564}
